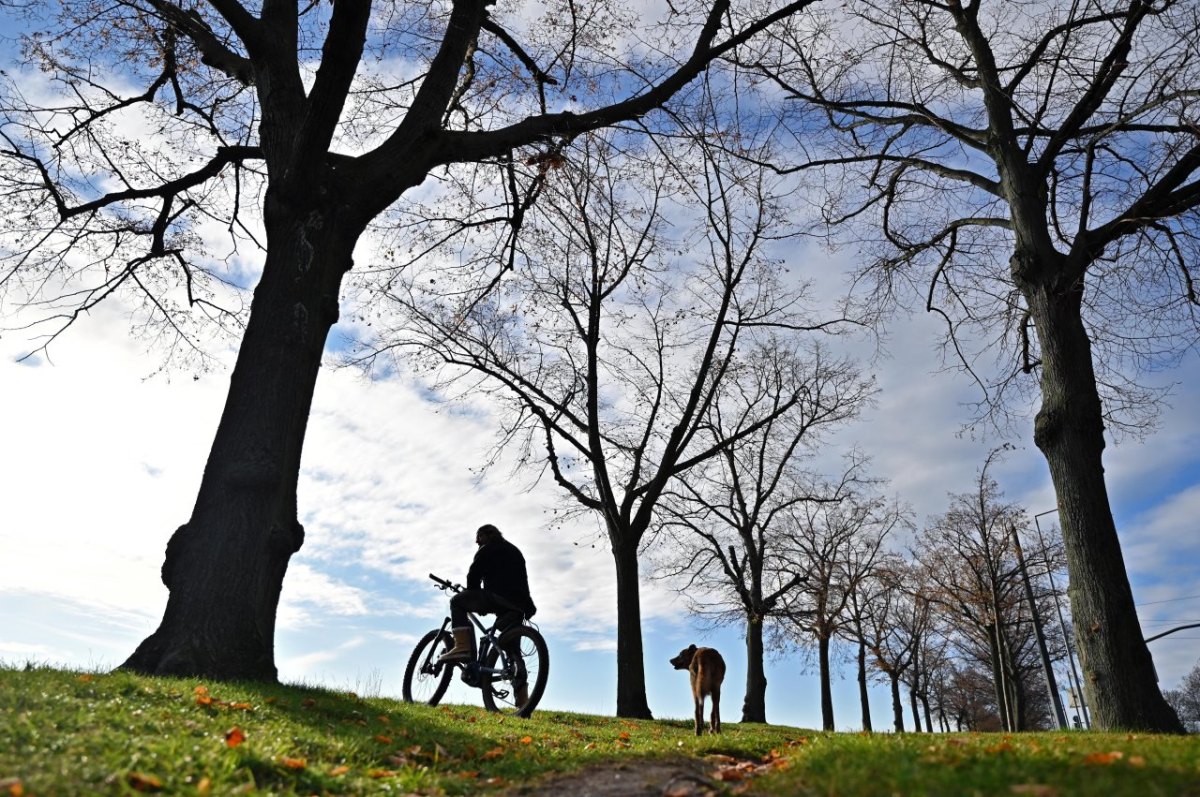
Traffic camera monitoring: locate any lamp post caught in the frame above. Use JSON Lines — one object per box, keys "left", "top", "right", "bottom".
{"left": 1033, "top": 509, "right": 1091, "bottom": 729}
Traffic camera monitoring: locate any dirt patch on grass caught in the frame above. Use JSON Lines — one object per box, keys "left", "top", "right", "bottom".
{"left": 498, "top": 756, "right": 723, "bottom": 797}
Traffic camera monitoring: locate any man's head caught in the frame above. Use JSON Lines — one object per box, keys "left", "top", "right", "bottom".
{"left": 476, "top": 524, "right": 502, "bottom": 546}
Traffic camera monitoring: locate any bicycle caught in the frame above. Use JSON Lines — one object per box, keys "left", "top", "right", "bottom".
{"left": 402, "top": 573, "right": 549, "bottom": 718}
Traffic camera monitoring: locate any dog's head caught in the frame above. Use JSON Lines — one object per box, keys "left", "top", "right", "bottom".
{"left": 669, "top": 644, "right": 698, "bottom": 670}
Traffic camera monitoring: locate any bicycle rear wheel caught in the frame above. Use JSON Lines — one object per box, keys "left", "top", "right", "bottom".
{"left": 402, "top": 629, "right": 455, "bottom": 705}
{"left": 480, "top": 625, "right": 549, "bottom": 718}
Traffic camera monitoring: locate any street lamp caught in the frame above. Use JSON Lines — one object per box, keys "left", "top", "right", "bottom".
{"left": 1033, "top": 509, "right": 1091, "bottom": 729}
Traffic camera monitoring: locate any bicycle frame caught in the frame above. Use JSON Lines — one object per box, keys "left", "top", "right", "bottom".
{"left": 417, "top": 585, "right": 518, "bottom": 687}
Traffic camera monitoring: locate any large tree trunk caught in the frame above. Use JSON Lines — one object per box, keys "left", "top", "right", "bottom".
{"left": 818, "top": 633, "right": 834, "bottom": 731}
{"left": 1024, "top": 270, "right": 1184, "bottom": 732}
{"left": 909, "top": 687, "right": 922, "bottom": 732}
{"left": 857, "top": 637, "right": 873, "bottom": 732}
{"left": 889, "top": 672, "right": 905, "bottom": 732}
{"left": 742, "top": 615, "right": 768, "bottom": 723}
{"left": 123, "top": 197, "right": 357, "bottom": 680}
{"left": 612, "top": 538, "right": 653, "bottom": 718}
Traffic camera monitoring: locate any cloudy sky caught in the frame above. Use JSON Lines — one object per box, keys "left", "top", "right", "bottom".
{"left": 3, "top": 235, "right": 1198, "bottom": 731}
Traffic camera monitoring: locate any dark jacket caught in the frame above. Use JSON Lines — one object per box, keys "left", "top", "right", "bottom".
{"left": 467, "top": 536, "right": 536, "bottom": 617}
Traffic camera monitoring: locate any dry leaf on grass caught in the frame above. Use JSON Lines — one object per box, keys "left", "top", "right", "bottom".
{"left": 127, "top": 772, "right": 163, "bottom": 792}
{"left": 279, "top": 757, "right": 307, "bottom": 770}
{"left": 1084, "top": 751, "right": 1124, "bottom": 766}
{"left": 1010, "top": 785, "right": 1059, "bottom": 796}
{"left": 224, "top": 727, "right": 245, "bottom": 748}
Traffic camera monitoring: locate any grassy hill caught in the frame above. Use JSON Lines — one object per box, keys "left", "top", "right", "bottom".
{"left": 2, "top": 665, "right": 1197, "bottom": 795}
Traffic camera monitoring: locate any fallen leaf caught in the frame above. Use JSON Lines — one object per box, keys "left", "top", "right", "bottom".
{"left": 368, "top": 769, "right": 397, "bottom": 779}
{"left": 279, "top": 757, "right": 307, "bottom": 770}
{"left": 483, "top": 776, "right": 505, "bottom": 786}
{"left": 1128, "top": 755, "right": 1146, "bottom": 767}
{"left": 520, "top": 736, "right": 534, "bottom": 744}
{"left": 224, "top": 727, "right": 245, "bottom": 748}
{"left": 0, "top": 778, "right": 24, "bottom": 797}
{"left": 302, "top": 698, "right": 317, "bottom": 708}
{"left": 706, "top": 754, "right": 738, "bottom": 765}
{"left": 194, "top": 686, "right": 208, "bottom": 695}
{"left": 618, "top": 731, "right": 631, "bottom": 740}
{"left": 376, "top": 715, "right": 391, "bottom": 725}
{"left": 375, "top": 735, "right": 394, "bottom": 744}
{"left": 1010, "top": 786, "right": 1059, "bottom": 797}
{"left": 77, "top": 674, "right": 94, "bottom": 683}
{"left": 714, "top": 767, "right": 746, "bottom": 782}
{"left": 1084, "top": 751, "right": 1124, "bottom": 766}
{"left": 127, "top": 772, "right": 163, "bottom": 792}
{"left": 459, "top": 771, "right": 479, "bottom": 779}
{"left": 227, "top": 702, "right": 253, "bottom": 711}
{"left": 482, "top": 747, "right": 506, "bottom": 760}
{"left": 264, "top": 697, "right": 278, "bottom": 704}
{"left": 583, "top": 742, "right": 596, "bottom": 750}
{"left": 195, "top": 695, "right": 214, "bottom": 707}
{"left": 196, "top": 777, "right": 211, "bottom": 794}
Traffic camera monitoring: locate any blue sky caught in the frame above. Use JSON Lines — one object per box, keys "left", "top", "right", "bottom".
{"left": 2, "top": 253, "right": 1198, "bottom": 731}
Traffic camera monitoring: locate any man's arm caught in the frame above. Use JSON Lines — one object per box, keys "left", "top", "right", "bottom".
{"left": 466, "top": 545, "right": 489, "bottom": 591}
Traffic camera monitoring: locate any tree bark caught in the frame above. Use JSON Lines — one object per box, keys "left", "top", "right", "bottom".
{"left": 123, "top": 196, "right": 357, "bottom": 679}
{"left": 889, "top": 671, "right": 905, "bottom": 732}
{"left": 909, "top": 687, "right": 922, "bottom": 732}
{"left": 857, "top": 637, "right": 873, "bottom": 732}
{"left": 1023, "top": 267, "right": 1184, "bottom": 733}
{"left": 612, "top": 537, "right": 653, "bottom": 718}
{"left": 818, "top": 633, "right": 834, "bottom": 731}
{"left": 742, "top": 616, "right": 768, "bottom": 723}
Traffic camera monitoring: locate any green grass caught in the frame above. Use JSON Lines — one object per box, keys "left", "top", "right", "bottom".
{"left": 1, "top": 665, "right": 1197, "bottom": 796}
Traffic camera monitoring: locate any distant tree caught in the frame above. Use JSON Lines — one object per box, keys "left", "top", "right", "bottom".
{"left": 654, "top": 387, "right": 874, "bottom": 724}
{"left": 1163, "top": 659, "right": 1200, "bottom": 733}
{"left": 751, "top": 0, "right": 1197, "bottom": 731}
{"left": 915, "top": 449, "right": 1060, "bottom": 730}
{"left": 778, "top": 478, "right": 908, "bottom": 730}
{"left": 854, "top": 557, "right": 927, "bottom": 732}
{"left": 0, "top": 0, "right": 820, "bottom": 686}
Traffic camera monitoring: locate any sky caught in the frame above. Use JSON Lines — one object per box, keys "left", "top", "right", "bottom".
{"left": 3, "top": 239, "right": 1199, "bottom": 732}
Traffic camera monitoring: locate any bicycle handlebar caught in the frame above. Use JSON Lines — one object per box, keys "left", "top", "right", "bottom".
{"left": 428, "top": 573, "right": 463, "bottom": 593}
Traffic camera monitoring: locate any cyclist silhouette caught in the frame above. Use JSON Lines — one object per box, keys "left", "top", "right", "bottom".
{"left": 437, "top": 524, "right": 537, "bottom": 683}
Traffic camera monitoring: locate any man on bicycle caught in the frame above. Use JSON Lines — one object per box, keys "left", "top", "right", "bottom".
{"left": 437, "top": 524, "right": 537, "bottom": 683}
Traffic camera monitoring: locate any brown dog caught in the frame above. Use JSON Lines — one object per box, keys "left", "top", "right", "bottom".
{"left": 669, "top": 644, "right": 726, "bottom": 735}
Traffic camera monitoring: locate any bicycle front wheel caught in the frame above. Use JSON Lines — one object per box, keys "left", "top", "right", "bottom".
{"left": 402, "top": 629, "right": 455, "bottom": 705}
{"left": 481, "top": 625, "right": 549, "bottom": 718}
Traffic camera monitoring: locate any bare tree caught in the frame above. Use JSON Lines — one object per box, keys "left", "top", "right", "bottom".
{"left": 657, "top": 446, "right": 879, "bottom": 724}
{"left": 852, "top": 557, "right": 926, "bottom": 732}
{"left": 363, "top": 130, "right": 857, "bottom": 716}
{"left": 751, "top": 0, "right": 1197, "bottom": 731}
{"left": 1163, "top": 659, "right": 1200, "bottom": 733}
{"left": 778, "top": 476, "right": 908, "bottom": 730}
{"left": 0, "top": 0, "right": 822, "bottom": 682}
{"left": 916, "top": 449, "right": 1065, "bottom": 730}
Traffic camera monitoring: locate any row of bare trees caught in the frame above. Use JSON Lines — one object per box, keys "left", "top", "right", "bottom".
{"left": 2, "top": 0, "right": 1195, "bottom": 731}
{"left": 657, "top": 446, "right": 1076, "bottom": 734}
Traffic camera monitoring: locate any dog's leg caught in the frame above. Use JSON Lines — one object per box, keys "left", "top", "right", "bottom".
{"left": 694, "top": 692, "right": 705, "bottom": 736}
{"left": 711, "top": 685, "right": 721, "bottom": 734}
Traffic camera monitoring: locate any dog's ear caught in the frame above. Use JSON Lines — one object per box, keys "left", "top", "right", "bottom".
{"left": 687, "top": 644, "right": 697, "bottom": 655}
